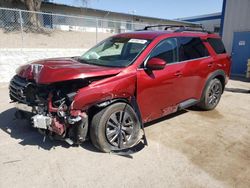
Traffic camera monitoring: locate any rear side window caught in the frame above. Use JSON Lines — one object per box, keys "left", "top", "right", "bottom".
{"left": 207, "top": 38, "right": 226, "bottom": 54}
{"left": 178, "top": 37, "right": 209, "bottom": 61}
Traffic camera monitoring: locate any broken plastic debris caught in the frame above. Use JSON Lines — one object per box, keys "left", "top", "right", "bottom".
{"left": 6, "top": 128, "right": 11, "bottom": 133}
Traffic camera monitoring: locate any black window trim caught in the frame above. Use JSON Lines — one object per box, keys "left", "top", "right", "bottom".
{"left": 166, "top": 36, "right": 211, "bottom": 66}
{"left": 139, "top": 36, "right": 211, "bottom": 69}
{"left": 165, "top": 56, "right": 211, "bottom": 67}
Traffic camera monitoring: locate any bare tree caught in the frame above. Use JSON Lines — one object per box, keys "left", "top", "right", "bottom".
{"left": 22, "top": 0, "right": 42, "bottom": 27}
{"left": 5, "top": 0, "right": 42, "bottom": 27}
{"left": 6, "top": 0, "right": 91, "bottom": 11}
{"left": 6, "top": 0, "right": 90, "bottom": 29}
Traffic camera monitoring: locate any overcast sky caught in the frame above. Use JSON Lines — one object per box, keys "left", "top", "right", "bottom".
{"left": 55, "top": 0, "right": 223, "bottom": 19}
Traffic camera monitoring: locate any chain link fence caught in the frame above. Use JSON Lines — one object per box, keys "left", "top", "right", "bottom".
{"left": 0, "top": 7, "right": 149, "bottom": 49}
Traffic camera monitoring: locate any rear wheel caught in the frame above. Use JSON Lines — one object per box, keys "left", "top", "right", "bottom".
{"left": 198, "top": 78, "right": 223, "bottom": 110}
{"left": 90, "top": 102, "right": 140, "bottom": 153}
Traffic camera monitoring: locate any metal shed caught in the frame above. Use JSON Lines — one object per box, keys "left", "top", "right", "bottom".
{"left": 221, "top": 0, "right": 250, "bottom": 77}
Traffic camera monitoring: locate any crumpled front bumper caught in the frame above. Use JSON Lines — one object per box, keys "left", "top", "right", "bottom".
{"left": 14, "top": 102, "right": 89, "bottom": 145}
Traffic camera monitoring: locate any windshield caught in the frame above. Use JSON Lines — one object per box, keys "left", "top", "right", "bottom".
{"left": 79, "top": 37, "right": 150, "bottom": 67}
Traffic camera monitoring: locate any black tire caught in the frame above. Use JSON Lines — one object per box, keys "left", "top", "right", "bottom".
{"left": 90, "top": 102, "right": 141, "bottom": 153}
{"left": 198, "top": 78, "right": 223, "bottom": 110}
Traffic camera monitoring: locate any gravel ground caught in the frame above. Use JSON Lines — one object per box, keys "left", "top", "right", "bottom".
{"left": 0, "top": 80, "right": 249, "bottom": 188}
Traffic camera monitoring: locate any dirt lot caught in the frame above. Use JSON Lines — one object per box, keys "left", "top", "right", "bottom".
{"left": 0, "top": 80, "right": 249, "bottom": 188}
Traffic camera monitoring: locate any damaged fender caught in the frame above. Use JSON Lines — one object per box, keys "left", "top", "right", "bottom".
{"left": 71, "top": 72, "right": 137, "bottom": 111}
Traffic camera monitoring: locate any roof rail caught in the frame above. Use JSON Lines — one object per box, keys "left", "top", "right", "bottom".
{"left": 142, "top": 24, "right": 212, "bottom": 33}
{"left": 143, "top": 24, "right": 188, "bottom": 30}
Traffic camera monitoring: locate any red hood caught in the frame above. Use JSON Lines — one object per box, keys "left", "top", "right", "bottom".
{"left": 16, "top": 58, "right": 124, "bottom": 84}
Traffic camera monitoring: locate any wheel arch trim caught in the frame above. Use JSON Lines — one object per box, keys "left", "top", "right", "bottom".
{"left": 94, "top": 97, "right": 143, "bottom": 129}
{"left": 201, "top": 70, "right": 226, "bottom": 99}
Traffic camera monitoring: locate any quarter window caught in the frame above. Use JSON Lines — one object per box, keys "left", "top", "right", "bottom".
{"left": 207, "top": 38, "right": 226, "bottom": 54}
{"left": 149, "top": 38, "right": 178, "bottom": 64}
{"left": 178, "top": 37, "right": 209, "bottom": 61}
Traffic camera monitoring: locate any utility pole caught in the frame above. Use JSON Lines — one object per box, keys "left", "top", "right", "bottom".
{"left": 128, "top": 10, "right": 136, "bottom": 30}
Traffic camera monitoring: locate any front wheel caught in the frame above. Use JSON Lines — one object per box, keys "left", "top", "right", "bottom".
{"left": 198, "top": 78, "right": 223, "bottom": 110}
{"left": 90, "top": 102, "right": 141, "bottom": 153}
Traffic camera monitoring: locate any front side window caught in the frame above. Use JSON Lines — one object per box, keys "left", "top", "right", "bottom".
{"left": 178, "top": 37, "right": 209, "bottom": 61}
{"left": 79, "top": 37, "right": 150, "bottom": 67}
{"left": 148, "top": 38, "right": 178, "bottom": 64}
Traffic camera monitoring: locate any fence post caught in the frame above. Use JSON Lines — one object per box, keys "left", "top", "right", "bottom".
{"left": 19, "top": 10, "right": 24, "bottom": 50}
{"left": 96, "top": 18, "right": 98, "bottom": 44}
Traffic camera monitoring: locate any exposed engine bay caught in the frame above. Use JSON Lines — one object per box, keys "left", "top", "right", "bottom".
{"left": 9, "top": 75, "right": 90, "bottom": 145}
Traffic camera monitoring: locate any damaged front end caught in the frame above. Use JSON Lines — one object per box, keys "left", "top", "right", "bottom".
{"left": 10, "top": 75, "right": 89, "bottom": 145}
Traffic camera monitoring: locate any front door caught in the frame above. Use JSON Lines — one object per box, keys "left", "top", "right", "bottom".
{"left": 137, "top": 38, "right": 185, "bottom": 123}
{"left": 232, "top": 31, "right": 250, "bottom": 77}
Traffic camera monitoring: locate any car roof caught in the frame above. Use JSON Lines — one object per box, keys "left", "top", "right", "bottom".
{"left": 115, "top": 31, "right": 172, "bottom": 40}
{"left": 115, "top": 30, "right": 220, "bottom": 40}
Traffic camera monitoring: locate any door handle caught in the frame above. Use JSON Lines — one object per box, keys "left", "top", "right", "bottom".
{"left": 174, "top": 71, "right": 182, "bottom": 77}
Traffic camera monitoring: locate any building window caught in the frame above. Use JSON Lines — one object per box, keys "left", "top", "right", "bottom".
{"left": 214, "top": 26, "right": 220, "bottom": 33}
{"left": 126, "top": 21, "right": 132, "bottom": 30}
{"left": 108, "top": 21, "right": 115, "bottom": 28}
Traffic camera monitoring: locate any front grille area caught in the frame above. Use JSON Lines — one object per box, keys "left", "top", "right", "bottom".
{"left": 9, "top": 75, "right": 29, "bottom": 104}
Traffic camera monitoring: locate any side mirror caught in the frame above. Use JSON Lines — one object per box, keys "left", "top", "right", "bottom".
{"left": 146, "top": 58, "right": 166, "bottom": 70}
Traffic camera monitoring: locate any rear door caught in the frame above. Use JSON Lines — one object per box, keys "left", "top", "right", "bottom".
{"left": 177, "top": 37, "right": 211, "bottom": 100}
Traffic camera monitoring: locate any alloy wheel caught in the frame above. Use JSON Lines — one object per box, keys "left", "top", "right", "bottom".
{"left": 208, "top": 82, "right": 222, "bottom": 106}
{"left": 105, "top": 110, "right": 134, "bottom": 147}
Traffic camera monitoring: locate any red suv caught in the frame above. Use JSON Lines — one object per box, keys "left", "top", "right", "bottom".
{"left": 9, "top": 25, "right": 231, "bottom": 152}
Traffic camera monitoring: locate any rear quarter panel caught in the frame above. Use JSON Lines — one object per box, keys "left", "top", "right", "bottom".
{"left": 204, "top": 35, "right": 232, "bottom": 83}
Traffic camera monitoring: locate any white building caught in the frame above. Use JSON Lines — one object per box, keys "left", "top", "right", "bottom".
{"left": 0, "top": 0, "right": 195, "bottom": 33}
{"left": 176, "top": 12, "right": 222, "bottom": 34}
